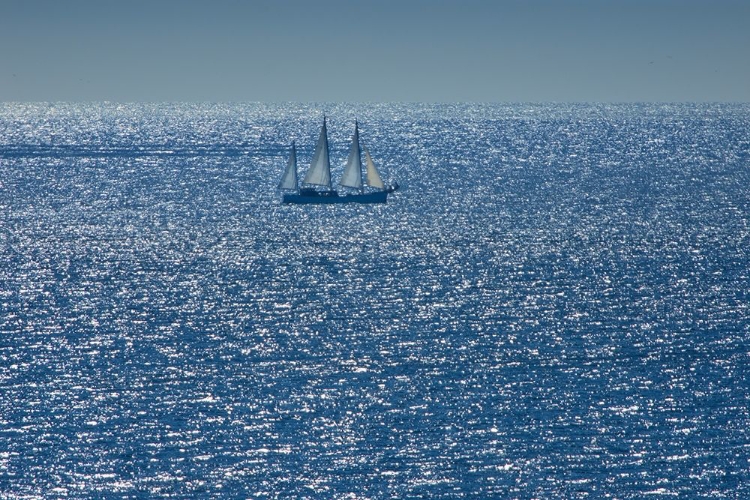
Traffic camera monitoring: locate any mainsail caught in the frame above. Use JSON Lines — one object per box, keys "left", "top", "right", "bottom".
{"left": 363, "top": 146, "right": 385, "bottom": 189}
{"left": 302, "top": 117, "right": 332, "bottom": 189}
{"left": 277, "top": 142, "right": 298, "bottom": 190}
{"left": 339, "top": 121, "right": 363, "bottom": 190}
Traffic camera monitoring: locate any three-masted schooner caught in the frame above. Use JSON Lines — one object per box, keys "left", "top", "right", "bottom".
{"left": 278, "top": 117, "right": 397, "bottom": 204}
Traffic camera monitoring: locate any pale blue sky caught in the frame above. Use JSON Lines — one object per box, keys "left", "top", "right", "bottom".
{"left": 1, "top": 0, "right": 748, "bottom": 102}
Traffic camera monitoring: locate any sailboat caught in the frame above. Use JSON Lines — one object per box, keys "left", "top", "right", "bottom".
{"left": 278, "top": 117, "right": 397, "bottom": 204}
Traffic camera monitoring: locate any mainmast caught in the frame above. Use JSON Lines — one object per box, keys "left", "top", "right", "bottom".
{"left": 302, "top": 116, "right": 333, "bottom": 190}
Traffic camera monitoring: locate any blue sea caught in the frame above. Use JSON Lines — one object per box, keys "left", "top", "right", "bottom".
{"left": 1, "top": 102, "right": 748, "bottom": 498}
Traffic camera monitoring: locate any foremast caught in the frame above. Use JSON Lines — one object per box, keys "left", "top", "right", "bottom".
{"left": 339, "top": 120, "right": 364, "bottom": 192}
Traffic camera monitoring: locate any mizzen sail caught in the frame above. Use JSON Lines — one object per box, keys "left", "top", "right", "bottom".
{"left": 277, "top": 142, "right": 298, "bottom": 190}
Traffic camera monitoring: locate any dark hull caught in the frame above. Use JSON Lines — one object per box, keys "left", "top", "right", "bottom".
{"left": 283, "top": 190, "right": 388, "bottom": 204}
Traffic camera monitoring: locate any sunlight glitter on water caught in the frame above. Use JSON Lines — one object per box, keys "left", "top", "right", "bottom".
{"left": 1, "top": 102, "right": 749, "bottom": 498}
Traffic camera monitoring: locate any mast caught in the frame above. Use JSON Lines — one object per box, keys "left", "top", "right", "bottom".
{"left": 339, "top": 120, "right": 363, "bottom": 191}
{"left": 302, "top": 116, "right": 332, "bottom": 190}
{"left": 278, "top": 141, "right": 298, "bottom": 191}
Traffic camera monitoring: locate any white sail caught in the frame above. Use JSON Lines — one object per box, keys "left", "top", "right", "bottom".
{"left": 364, "top": 146, "right": 385, "bottom": 189}
{"left": 339, "top": 121, "right": 363, "bottom": 190}
{"left": 278, "top": 142, "right": 298, "bottom": 190}
{"left": 302, "top": 118, "right": 332, "bottom": 189}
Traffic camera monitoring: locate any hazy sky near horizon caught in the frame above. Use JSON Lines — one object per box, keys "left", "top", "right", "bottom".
{"left": 1, "top": 0, "right": 748, "bottom": 102}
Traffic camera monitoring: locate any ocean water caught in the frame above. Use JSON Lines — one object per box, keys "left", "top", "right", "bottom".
{"left": 0, "top": 102, "right": 748, "bottom": 498}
